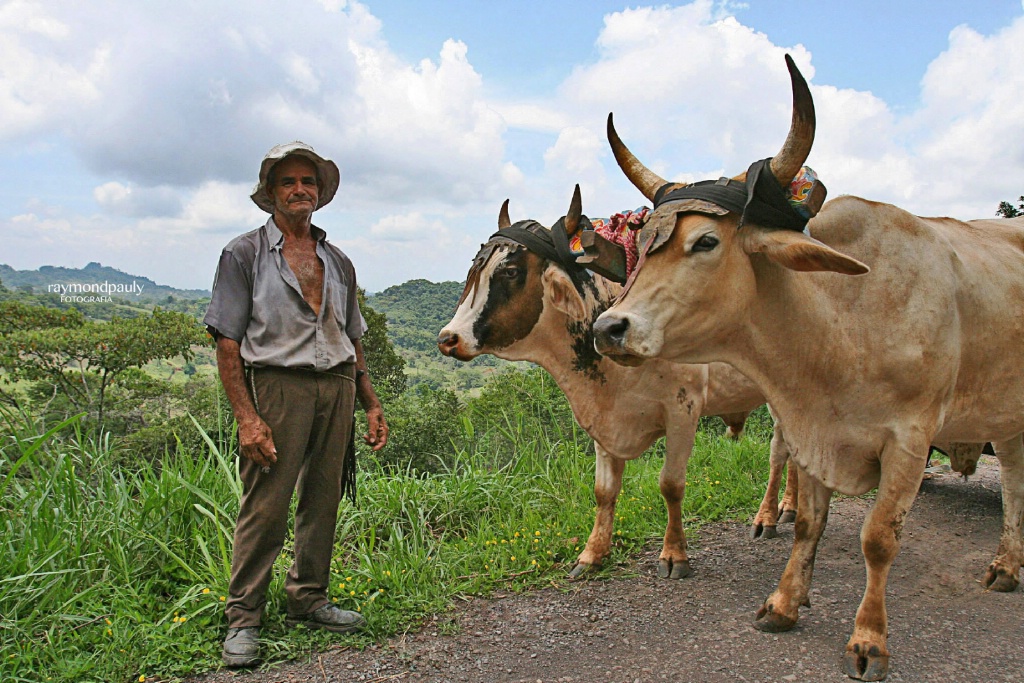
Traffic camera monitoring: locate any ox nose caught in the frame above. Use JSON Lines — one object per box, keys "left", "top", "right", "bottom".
{"left": 437, "top": 330, "right": 460, "bottom": 357}
{"left": 593, "top": 315, "right": 630, "bottom": 351}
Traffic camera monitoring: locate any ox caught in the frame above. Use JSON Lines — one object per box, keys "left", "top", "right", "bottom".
{"left": 593, "top": 54, "right": 1024, "bottom": 680}
{"left": 438, "top": 188, "right": 778, "bottom": 578}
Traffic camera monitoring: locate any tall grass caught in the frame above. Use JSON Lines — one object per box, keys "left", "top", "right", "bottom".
{"left": 0, "top": 398, "right": 771, "bottom": 682}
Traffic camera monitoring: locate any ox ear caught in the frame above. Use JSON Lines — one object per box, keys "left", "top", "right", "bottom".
{"left": 542, "top": 266, "right": 586, "bottom": 320}
{"left": 741, "top": 228, "right": 870, "bottom": 275}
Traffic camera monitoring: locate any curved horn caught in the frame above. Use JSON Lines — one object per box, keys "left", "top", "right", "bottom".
{"left": 564, "top": 184, "right": 582, "bottom": 236}
{"left": 607, "top": 113, "right": 669, "bottom": 202}
{"left": 770, "top": 54, "right": 816, "bottom": 187}
{"left": 498, "top": 199, "right": 511, "bottom": 229}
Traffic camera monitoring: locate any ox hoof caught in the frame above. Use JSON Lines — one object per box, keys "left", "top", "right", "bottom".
{"left": 778, "top": 510, "right": 797, "bottom": 525}
{"left": 568, "top": 562, "right": 597, "bottom": 580}
{"left": 658, "top": 558, "right": 693, "bottom": 579}
{"left": 842, "top": 647, "right": 889, "bottom": 681}
{"left": 753, "top": 603, "right": 797, "bottom": 633}
{"left": 750, "top": 523, "right": 778, "bottom": 540}
{"left": 983, "top": 564, "right": 1020, "bottom": 592}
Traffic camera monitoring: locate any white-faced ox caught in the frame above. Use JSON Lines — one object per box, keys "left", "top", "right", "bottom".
{"left": 438, "top": 189, "right": 772, "bottom": 579}
{"left": 594, "top": 54, "right": 1024, "bottom": 681}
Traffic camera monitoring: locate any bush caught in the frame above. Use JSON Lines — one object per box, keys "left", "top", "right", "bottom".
{"left": 463, "top": 366, "right": 582, "bottom": 467}
{"left": 362, "top": 384, "right": 462, "bottom": 474}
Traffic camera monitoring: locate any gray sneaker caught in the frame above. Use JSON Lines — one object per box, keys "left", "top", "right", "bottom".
{"left": 222, "top": 626, "right": 260, "bottom": 667}
{"left": 286, "top": 603, "right": 366, "bottom": 633}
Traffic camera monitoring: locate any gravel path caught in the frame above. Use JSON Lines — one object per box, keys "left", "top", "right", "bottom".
{"left": 189, "top": 457, "right": 1024, "bottom": 682}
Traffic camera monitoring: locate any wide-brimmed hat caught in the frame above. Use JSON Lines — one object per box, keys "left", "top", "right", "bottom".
{"left": 250, "top": 141, "right": 340, "bottom": 213}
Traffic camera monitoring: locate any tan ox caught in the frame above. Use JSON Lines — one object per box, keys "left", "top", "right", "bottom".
{"left": 593, "top": 54, "right": 1024, "bottom": 681}
{"left": 438, "top": 189, "right": 770, "bottom": 578}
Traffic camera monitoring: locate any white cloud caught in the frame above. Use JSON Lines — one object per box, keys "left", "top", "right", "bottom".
{"left": 93, "top": 181, "right": 183, "bottom": 218}
{"left": 531, "top": 0, "right": 1024, "bottom": 220}
{"left": 0, "top": 1, "right": 107, "bottom": 139}
{"left": 4, "top": 0, "right": 1024, "bottom": 293}
{"left": 1, "top": 0, "right": 511, "bottom": 209}
{"left": 369, "top": 211, "right": 446, "bottom": 243}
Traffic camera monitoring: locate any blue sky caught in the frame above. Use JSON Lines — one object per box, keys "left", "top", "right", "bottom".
{"left": 2, "top": 0, "right": 1023, "bottom": 292}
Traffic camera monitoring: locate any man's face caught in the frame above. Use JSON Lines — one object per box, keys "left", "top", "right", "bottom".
{"left": 269, "top": 156, "right": 319, "bottom": 220}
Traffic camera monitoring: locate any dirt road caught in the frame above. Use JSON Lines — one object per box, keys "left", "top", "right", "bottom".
{"left": 191, "top": 457, "right": 1024, "bottom": 682}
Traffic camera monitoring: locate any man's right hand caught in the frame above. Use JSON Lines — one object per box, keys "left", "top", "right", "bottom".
{"left": 238, "top": 416, "right": 278, "bottom": 468}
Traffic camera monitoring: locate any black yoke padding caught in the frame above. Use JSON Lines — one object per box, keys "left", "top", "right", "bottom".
{"left": 489, "top": 216, "right": 592, "bottom": 275}
{"left": 654, "top": 157, "right": 809, "bottom": 232}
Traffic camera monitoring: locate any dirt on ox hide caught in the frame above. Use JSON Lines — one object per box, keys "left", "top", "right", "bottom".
{"left": 189, "top": 457, "right": 1024, "bottom": 683}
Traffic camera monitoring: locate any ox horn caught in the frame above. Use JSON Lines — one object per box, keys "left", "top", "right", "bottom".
{"left": 498, "top": 199, "right": 511, "bottom": 229}
{"left": 770, "top": 54, "right": 816, "bottom": 187}
{"left": 564, "top": 184, "right": 582, "bottom": 236}
{"left": 607, "top": 113, "right": 669, "bottom": 202}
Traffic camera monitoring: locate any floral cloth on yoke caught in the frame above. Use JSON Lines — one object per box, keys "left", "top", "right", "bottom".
{"left": 568, "top": 207, "right": 650, "bottom": 281}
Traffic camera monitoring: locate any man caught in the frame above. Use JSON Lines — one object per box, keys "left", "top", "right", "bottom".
{"left": 204, "top": 141, "right": 389, "bottom": 668}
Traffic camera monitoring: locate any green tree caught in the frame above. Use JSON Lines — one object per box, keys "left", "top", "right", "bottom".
{"left": 358, "top": 289, "right": 407, "bottom": 403}
{"left": 997, "top": 195, "right": 1024, "bottom": 218}
{"left": 0, "top": 303, "right": 209, "bottom": 431}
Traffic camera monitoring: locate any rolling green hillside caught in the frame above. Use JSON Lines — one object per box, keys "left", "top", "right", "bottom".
{"left": 1, "top": 267, "right": 511, "bottom": 393}
{"left": 0, "top": 262, "right": 209, "bottom": 303}
{"left": 367, "top": 279, "right": 518, "bottom": 392}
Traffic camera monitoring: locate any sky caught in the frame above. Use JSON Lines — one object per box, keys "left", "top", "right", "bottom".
{"left": 2, "top": 0, "right": 1023, "bottom": 293}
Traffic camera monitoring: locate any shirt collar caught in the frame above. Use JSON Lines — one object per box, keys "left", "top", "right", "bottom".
{"left": 265, "top": 217, "right": 328, "bottom": 250}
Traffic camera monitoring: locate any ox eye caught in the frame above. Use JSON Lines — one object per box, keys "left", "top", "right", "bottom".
{"left": 502, "top": 266, "right": 520, "bottom": 278}
{"left": 692, "top": 234, "right": 719, "bottom": 253}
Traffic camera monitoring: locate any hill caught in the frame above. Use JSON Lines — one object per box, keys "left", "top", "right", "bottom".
{"left": 0, "top": 266, "right": 511, "bottom": 392}
{"left": 0, "top": 262, "right": 210, "bottom": 303}
{"left": 366, "top": 279, "right": 514, "bottom": 391}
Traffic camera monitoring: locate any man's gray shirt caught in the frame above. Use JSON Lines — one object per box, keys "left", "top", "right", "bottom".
{"left": 204, "top": 218, "right": 367, "bottom": 370}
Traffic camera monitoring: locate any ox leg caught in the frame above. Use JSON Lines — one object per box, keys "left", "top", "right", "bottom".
{"left": 779, "top": 459, "right": 799, "bottom": 524}
{"left": 755, "top": 463, "right": 831, "bottom": 632}
{"left": 658, "top": 418, "right": 699, "bottom": 579}
{"left": 843, "top": 442, "right": 928, "bottom": 682}
{"left": 570, "top": 445, "right": 626, "bottom": 579}
{"left": 984, "top": 435, "right": 1024, "bottom": 592}
{"left": 752, "top": 415, "right": 790, "bottom": 540}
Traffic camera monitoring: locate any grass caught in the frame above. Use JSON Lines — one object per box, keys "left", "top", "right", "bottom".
{"left": 0, "top": 400, "right": 772, "bottom": 682}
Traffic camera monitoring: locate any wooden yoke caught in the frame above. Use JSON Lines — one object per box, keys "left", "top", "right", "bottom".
{"left": 577, "top": 231, "right": 628, "bottom": 284}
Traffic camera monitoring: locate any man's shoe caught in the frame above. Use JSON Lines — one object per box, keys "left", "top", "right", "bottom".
{"left": 286, "top": 603, "right": 366, "bottom": 634}
{"left": 222, "top": 627, "right": 260, "bottom": 667}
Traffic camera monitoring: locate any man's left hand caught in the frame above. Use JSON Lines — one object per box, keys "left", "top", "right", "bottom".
{"left": 364, "top": 406, "right": 389, "bottom": 451}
